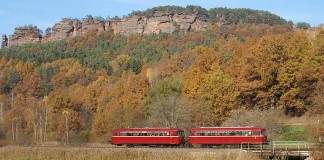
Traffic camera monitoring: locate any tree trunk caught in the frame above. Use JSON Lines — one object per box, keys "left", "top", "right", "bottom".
{"left": 0, "top": 102, "right": 3, "bottom": 122}
{"left": 15, "top": 121, "right": 18, "bottom": 141}
{"left": 12, "top": 120, "right": 15, "bottom": 141}
{"left": 65, "top": 115, "right": 69, "bottom": 143}
{"left": 44, "top": 107, "right": 48, "bottom": 142}
{"left": 39, "top": 114, "right": 43, "bottom": 144}
{"left": 11, "top": 91, "right": 14, "bottom": 109}
{"left": 33, "top": 121, "right": 37, "bottom": 142}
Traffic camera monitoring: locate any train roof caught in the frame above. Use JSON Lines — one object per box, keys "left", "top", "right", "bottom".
{"left": 190, "top": 127, "right": 266, "bottom": 131}
{"left": 113, "top": 128, "right": 183, "bottom": 132}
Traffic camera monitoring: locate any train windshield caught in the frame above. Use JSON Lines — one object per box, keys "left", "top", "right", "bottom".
{"left": 261, "top": 130, "right": 267, "bottom": 136}
{"left": 176, "top": 131, "right": 184, "bottom": 136}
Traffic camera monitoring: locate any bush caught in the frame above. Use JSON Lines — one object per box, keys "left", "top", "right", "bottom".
{"left": 78, "top": 130, "right": 91, "bottom": 143}
{"left": 222, "top": 109, "right": 284, "bottom": 141}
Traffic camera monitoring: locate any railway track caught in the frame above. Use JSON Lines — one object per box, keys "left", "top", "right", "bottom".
{"left": 29, "top": 144, "right": 242, "bottom": 150}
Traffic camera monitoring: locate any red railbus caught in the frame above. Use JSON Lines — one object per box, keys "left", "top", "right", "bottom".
{"left": 111, "top": 128, "right": 185, "bottom": 146}
{"left": 188, "top": 127, "right": 267, "bottom": 146}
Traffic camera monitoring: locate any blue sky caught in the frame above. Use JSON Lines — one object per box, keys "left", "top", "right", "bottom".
{"left": 1, "top": 0, "right": 323, "bottom": 37}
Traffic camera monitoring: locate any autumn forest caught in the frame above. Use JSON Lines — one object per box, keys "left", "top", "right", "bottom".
{"left": 0, "top": 6, "right": 323, "bottom": 148}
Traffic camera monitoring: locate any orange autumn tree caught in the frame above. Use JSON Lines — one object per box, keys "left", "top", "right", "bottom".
{"left": 47, "top": 88, "right": 84, "bottom": 140}
{"left": 92, "top": 71, "right": 149, "bottom": 138}
{"left": 277, "top": 31, "right": 317, "bottom": 115}
{"left": 183, "top": 46, "right": 239, "bottom": 126}
{"left": 231, "top": 35, "right": 287, "bottom": 109}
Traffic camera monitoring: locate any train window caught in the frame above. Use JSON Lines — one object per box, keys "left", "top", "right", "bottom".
{"left": 120, "top": 132, "right": 127, "bottom": 136}
{"left": 198, "top": 131, "right": 204, "bottom": 136}
{"left": 261, "top": 130, "right": 267, "bottom": 136}
{"left": 176, "top": 131, "right": 184, "bottom": 136}
{"left": 242, "top": 131, "right": 251, "bottom": 136}
{"left": 235, "top": 131, "right": 242, "bottom": 136}
{"left": 252, "top": 130, "right": 261, "bottom": 136}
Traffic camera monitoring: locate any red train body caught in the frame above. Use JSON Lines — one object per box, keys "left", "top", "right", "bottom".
{"left": 188, "top": 127, "right": 267, "bottom": 145}
{"left": 111, "top": 128, "right": 184, "bottom": 146}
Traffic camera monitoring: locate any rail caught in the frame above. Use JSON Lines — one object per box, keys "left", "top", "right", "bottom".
{"left": 271, "top": 141, "right": 308, "bottom": 154}
{"left": 241, "top": 141, "right": 310, "bottom": 157}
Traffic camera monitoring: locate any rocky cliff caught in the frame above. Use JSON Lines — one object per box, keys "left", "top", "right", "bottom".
{"left": 109, "top": 11, "right": 207, "bottom": 35}
{"left": 2, "top": 6, "right": 291, "bottom": 47}
{"left": 5, "top": 11, "right": 209, "bottom": 47}
{"left": 42, "top": 18, "right": 82, "bottom": 42}
{"left": 8, "top": 26, "right": 42, "bottom": 46}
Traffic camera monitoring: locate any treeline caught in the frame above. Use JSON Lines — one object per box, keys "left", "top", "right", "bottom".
{"left": 0, "top": 23, "right": 323, "bottom": 145}
{"left": 130, "top": 5, "right": 290, "bottom": 26}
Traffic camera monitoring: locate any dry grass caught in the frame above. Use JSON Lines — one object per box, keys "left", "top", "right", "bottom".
{"left": 0, "top": 146, "right": 260, "bottom": 160}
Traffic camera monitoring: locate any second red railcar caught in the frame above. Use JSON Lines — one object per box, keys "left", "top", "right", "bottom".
{"left": 111, "top": 128, "right": 184, "bottom": 146}
{"left": 188, "top": 127, "right": 267, "bottom": 146}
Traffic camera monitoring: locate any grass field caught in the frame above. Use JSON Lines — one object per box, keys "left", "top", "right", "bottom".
{"left": 0, "top": 146, "right": 260, "bottom": 160}
{"left": 281, "top": 125, "right": 308, "bottom": 141}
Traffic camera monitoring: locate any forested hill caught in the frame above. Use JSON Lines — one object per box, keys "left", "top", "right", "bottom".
{"left": 130, "top": 5, "right": 289, "bottom": 25}
{"left": 0, "top": 5, "right": 323, "bottom": 145}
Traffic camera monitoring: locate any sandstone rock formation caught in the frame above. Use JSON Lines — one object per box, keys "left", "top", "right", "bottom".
{"left": 43, "top": 18, "right": 82, "bottom": 42}
{"left": 109, "top": 16, "right": 145, "bottom": 35}
{"left": 144, "top": 11, "right": 177, "bottom": 34}
{"left": 9, "top": 26, "right": 42, "bottom": 46}
{"left": 1, "top": 34, "right": 8, "bottom": 48}
{"left": 110, "top": 11, "right": 208, "bottom": 35}
{"left": 82, "top": 18, "right": 105, "bottom": 34}
{"left": 6, "top": 11, "right": 210, "bottom": 46}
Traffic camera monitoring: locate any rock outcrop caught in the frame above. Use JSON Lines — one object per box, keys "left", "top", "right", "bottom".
{"left": 82, "top": 18, "right": 105, "bottom": 34}
{"left": 109, "top": 16, "right": 145, "bottom": 35}
{"left": 9, "top": 26, "right": 42, "bottom": 46}
{"left": 109, "top": 12, "right": 208, "bottom": 35}
{"left": 43, "top": 18, "right": 82, "bottom": 42}
{"left": 1, "top": 34, "right": 8, "bottom": 48}
{"left": 144, "top": 11, "right": 176, "bottom": 34}
{"left": 6, "top": 11, "right": 210, "bottom": 46}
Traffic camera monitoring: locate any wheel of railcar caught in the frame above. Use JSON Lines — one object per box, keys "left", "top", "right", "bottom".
{"left": 126, "top": 144, "right": 134, "bottom": 147}
{"left": 201, "top": 144, "right": 208, "bottom": 148}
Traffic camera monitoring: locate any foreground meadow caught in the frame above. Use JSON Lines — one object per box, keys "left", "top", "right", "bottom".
{"left": 0, "top": 146, "right": 259, "bottom": 160}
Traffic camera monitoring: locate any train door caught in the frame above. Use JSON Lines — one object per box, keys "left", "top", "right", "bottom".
{"left": 189, "top": 130, "right": 197, "bottom": 144}
{"left": 169, "top": 131, "right": 174, "bottom": 144}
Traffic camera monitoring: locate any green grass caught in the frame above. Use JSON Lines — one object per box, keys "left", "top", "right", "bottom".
{"left": 280, "top": 125, "right": 308, "bottom": 141}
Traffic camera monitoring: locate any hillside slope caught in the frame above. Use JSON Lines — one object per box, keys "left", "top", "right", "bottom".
{"left": 0, "top": 6, "right": 323, "bottom": 146}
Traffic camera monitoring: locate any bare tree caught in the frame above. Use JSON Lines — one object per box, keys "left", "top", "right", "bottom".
{"left": 148, "top": 96, "right": 193, "bottom": 134}
{"left": 26, "top": 99, "right": 42, "bottom": 144}
{"left": 11, "top": 116, "right": 19, "bottom": 141}
{"left": 63, "top": 110, "right": 70, "bottom": 144}
{"left": 222, "top": 109, "right": 284, "bottom": 141}
{"left": 44, "top": 106, "right": 48, "bottom": 142}
{"left": 43, "top": 96, "right": 49, "bottom": 142}
{"left": 0, "top": 102, "right": 3, "bottom": 122}
{"left": 191, "top": 98, "right": 215, "bottom": 127}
